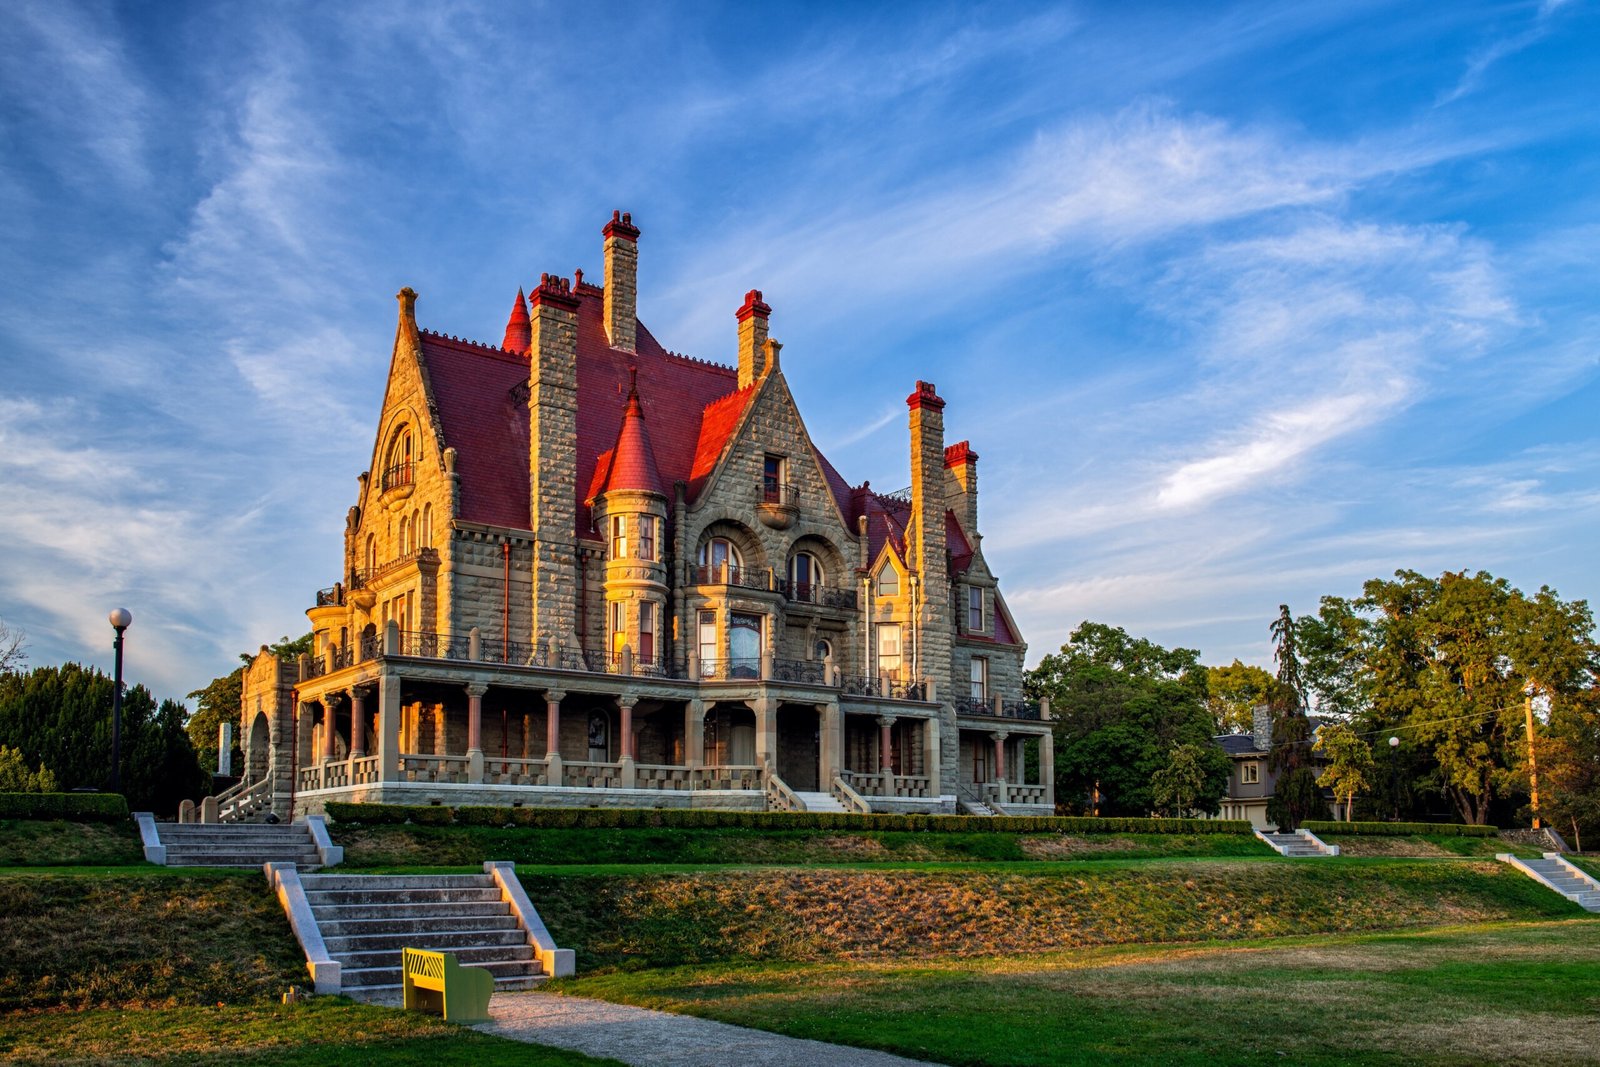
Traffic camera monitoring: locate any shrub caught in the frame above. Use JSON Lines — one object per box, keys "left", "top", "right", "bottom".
{"left": 0, "top": 792, "right": 128, "bottom": 822}
{"left": 1303, "top": 819, "right": 1497, "bottom": 838}
{"left": 322, "top": 801, "right": 1252, "bottom": 836}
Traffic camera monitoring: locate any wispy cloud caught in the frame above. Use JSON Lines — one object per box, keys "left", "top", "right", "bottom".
{"left": 1437, "top": 0, "right": 1575, "bottom": 106}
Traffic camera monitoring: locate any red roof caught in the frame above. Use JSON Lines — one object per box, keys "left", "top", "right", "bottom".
{"left": 594, "top": 379, "right": 665, "bottom": 497}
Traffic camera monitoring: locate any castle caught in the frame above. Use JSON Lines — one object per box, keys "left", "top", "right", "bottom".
{"left": 233, "top": 212, "right": 1053, "bottom": 820}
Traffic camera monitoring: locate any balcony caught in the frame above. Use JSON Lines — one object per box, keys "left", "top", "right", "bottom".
{"left": 369, "top": 547, "right": 439, "bottom": 585}
{"left": 842, "top": 675, "right": 928, "bottom": 702}
{"left": 955, "top": 697, "right": 1043, "bottom": 721}
{"left": 756, "top": 482, "right": 798, "bottom": 530}
{"left": 693, "top": 563, "right": 772, "bottom": 592}
{"left": 378, "top": 460, "right": 415, "bottom": 508}
{"left": 777, "top": 579, "right": 857, "bottom": 610}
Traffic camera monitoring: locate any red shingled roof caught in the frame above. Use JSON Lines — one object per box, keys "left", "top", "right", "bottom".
{"left": 594, "top": 378, "right": 665, "bottom": 497}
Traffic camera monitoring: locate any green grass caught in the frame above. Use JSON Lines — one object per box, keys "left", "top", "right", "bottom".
{"left": 559, "top": 919, "right": 1600, "bottom": 1066}
{"left": 0, "top": 819, "right": 143, "bottom": 867}
{"left": 0, "top": 1000, "right": 619, "bottom": 1065}
{"left": 335, "top": 823, "right": 1273, "bottom": 868}
{"left": 1320, "top": 832, "right": 1539, "bottom": 858}
{"left": 516, "top": 857, "right": 1586, "bottom": 972}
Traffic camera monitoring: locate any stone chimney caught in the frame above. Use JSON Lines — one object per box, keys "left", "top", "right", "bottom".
{"left": 736, "top": 289, "right": 771, "bottom": 389}
{"left": 908, "top": 381, "right": 951, "bottom": 690}
{"left": 944, "top": 441, "right": 978, "bottom": 539}
{"left": 527, "top": 272, "right": 581, "bottom": 644}
{"left": 1251, "top": 703, "right": 1271, "bottom": 750}
{"left": 602, "top": 210, "right": 640, "bottom": 351}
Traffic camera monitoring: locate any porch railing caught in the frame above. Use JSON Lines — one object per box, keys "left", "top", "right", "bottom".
{"left": 400, "top": 754, "right": 471, "bottom": 783}
{"left": 483, "top": 757, "right": 548, "bottom": 786}
{"left": 350, "top": 756, "right": 383, "bottom": 785}
{"left": 840, "top": 769, "right": 933, "bottom": 799}
{"left": 562, "top": 760, "right": 623, "bottom": 789}
{"left": 764, "top": 769, "right": 803, "bottom": 812}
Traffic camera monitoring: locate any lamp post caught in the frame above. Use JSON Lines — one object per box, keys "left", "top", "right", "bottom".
{"left": 1388, "top": 735, "right": 1400, "bottom": 821}
{"left": 108, "top": 608, "right": 132, "bottom": 794}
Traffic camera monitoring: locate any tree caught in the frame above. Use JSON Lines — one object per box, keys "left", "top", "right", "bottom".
{"left": 1314, "top": 723, "right": 1375, "bottom": 821}
{"left": 1027, "top": 622, "right": 1230, "bottom": 816}
{"left": 1206, "top": 660, "right": 1277, "bottom": 734}
{"left": 187, "top": 665, "right": 244, "bottom": 775}
{"left": 1267, "top": 605, "right": 1326, "bottom": 830}
{"left": 1537, "top": 702, "right": 1600, "bottom": 851}
{"left": 0, "top": 745, "right": 56, "bottom": 792}
{"left": 1150, "top": 742, "right": 1217, "bottom": 817}
{"left": 0, "top": 618, "right": 25, "bottom": 674}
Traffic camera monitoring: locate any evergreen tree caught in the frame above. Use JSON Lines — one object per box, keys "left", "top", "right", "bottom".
{"left": 1267, "top": 605, "right": 1325, "bottom": 830}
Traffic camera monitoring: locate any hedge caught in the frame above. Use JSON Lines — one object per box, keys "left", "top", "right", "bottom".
{"left": 322, "top": 801, "right": 1253, "bottom": 836}
{"left": 0, "top": 792, "right": 129, "bottom": 822}
{"left": 1303, "top": 819, "right": 1498, "bottom": 838}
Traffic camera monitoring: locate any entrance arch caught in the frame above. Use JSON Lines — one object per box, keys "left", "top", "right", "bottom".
{"left": 776, "top": 704, "right": 820, "bottom": 791}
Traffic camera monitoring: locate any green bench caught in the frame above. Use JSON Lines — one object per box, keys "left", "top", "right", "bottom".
{"left": 401, "top": 947, "right": 494, "bottom": 1024}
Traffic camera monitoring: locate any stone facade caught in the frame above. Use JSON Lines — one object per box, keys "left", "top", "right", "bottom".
{"left": 239, "top": 211, "right": 1053, "bottom": 818}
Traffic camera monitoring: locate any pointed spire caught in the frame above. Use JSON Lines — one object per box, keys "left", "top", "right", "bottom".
{"left": 603, "top": 369, "right": 665, "bottom": 496}
{"left": 502, "top": 287, "right": 530, "bottom": 354}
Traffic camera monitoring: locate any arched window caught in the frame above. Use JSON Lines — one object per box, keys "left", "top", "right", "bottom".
{"left": 364, "top": 535, "right": 377, "bottom": 578}
{"left": 399, "top": 515, "right": 410, "bottom": 556}
{"left": 383, "top": 427, "right": 413, "bottom": 490}
{"left": 815, "top": 638, "right": 833, "bottom": 662}
{"left": 788, "top": 551, "right": 823, "bottom": 602}
{"left": 698, "top": 537, "right": 742, "bottom": 580}
{"left": 420, "top": 503, "right": 432, "bottom": 548}
{"left": 876, "top": 561, "right": 900, "bottom": 597}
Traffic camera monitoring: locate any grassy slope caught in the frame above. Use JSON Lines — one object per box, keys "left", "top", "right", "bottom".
{"left": 1319, "top": 833, "right": 1535, "bottom": 858}
{"left": 561, "top": 920, "right": 1600, "bottom": 1066}
{"left": 519, "top": 858, "right": 1585, "bottom": 972}
{"left": 0, "top": 820, "right": 143, "bottom": 867}
{"left": 335, "top": 824, "right": 1270, "bottom": 867}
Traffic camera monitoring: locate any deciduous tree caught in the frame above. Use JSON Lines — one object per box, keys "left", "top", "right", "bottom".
{"left": 1314, "top": 723, "right": 1375, "bottom": 821}
{"left": 1205, "top": 660, "right": 1276, "bottom": 735}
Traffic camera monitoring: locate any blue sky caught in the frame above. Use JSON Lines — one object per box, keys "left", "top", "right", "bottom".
{"left": 0, "top": 0, "right": 1595, "bottom": 703}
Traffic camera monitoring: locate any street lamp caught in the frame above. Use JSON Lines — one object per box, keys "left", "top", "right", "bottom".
{"left": 108, "top": 608, "right": 132, "bottom": 794}
{"left": 1388, "top": 735, "right": 1400, "bottom": 822}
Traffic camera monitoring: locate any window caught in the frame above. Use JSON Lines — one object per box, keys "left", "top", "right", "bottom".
{"left": 639, "top": 601, "right": 655, "bottom": 662}
{"left": 789, "top": 551, "right": 822, "bottom": 601}
{"left": 970, "top": 657, "right": 988, "bottom": 702}
{"left": 639, "top": 515, "right": 657, "bottom": 561}
{"left": 383, "top": 428, "right": 414, "bottom": 490}
{"left": 763, "top": 454, "right": 785, "bottom": 503}
{"left": 698, "top": 537, "right": 741, "bottom": 579}
{"left": 611, "top": 602, "right": 626, "bottom": 654}
{"left": 364, "top": 535, "right": 377, "bottom": 578}
{"left": 877, "top": 623, "right": 902, "bottom": 679}
{"left": 698, "top": 611, "right": 717, "bottom": 677}
{"left": 399, "top": 515, "right": 410, "bottom": 556}
{"left": 815, "top": 638, "right": 833, "bottom": 662}
{"left": 611, "top": 515, "right": 628, "bottom": 559}
{"left": 730, "top": 612, "right": 762, "bottom": 678}
{"left": 420, "top": 503, "right": 432, "bottom": 548}
{"left": 876, "top": 562, "right": 900, "bottom": 598}
{"left": 968, "top": 586, "right": 984, "bottom": 631}
{"left": 1241, "top": 763, "right": 1260, "bottom": 785}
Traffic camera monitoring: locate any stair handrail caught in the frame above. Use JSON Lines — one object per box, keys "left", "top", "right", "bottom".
{"left": 484, "top": 861, "right": 576, "bottom": 977}
{"left": 763, "top": 768, "right": 803, "bottom": 812}
{"left": 218, "top": 776, "right": 272, "bottom": 824}
{"left": 831, "top": 775, "right": 872, "bottom": 815}
{"left": 265, "top": 862, "right": 340, "bottom": 994}
{"left": 1498, "top": 851, "right": 1600, "bottom": 898}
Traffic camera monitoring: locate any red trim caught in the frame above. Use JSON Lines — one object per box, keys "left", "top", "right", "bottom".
{"left": 907, "top": 380, "right": 945, "bottom": 411}
{"left": 944, "top": 440, "right": 977, "bottom": 467}
{"left": 529, "top": 273, "right": 579, "bottom": 311}
{"left": 602, "top": 209, "right": 641, "bottom": 242}
{"left": 735, "top": 289, "right": 772, "bottom": 323}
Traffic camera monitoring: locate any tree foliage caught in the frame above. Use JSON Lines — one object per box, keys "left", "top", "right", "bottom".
{"left": 1267, "top": 605, "right": 1325, "bottom": 830}
{"left": 0, "top": 618, "right": 25, "bottom": 675}
{"left": 0, "top": 663, "right": 207, "bottom": 815}
{"left": 1149, "top": 742, "right": 1217, "bottom": 817}
{"left": 1206, "top": 660, "right": 1276, "bottom": 734}
{"left": 185, "top": 634, "right": 309, "bottom": 776}
{"left": 1027, "top": 622, "right": 1230, "bottom": 817}
{"left": 1314, "top": 723, "right": 1375, "bottom": 822}
{"left": 0, "top": 745, "right": 57, "bottom": 792}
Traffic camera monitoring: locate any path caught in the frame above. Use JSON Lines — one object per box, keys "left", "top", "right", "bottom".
{"left": 475, "top": 990, "right": 934, "bottom": 1067}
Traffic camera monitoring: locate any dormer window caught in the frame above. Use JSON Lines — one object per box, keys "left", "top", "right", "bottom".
{"left": 762, "top": 454, "right": 786, "bottom": 503}
{"left": 876, "top": 563, "right": 900, "bottom": 598}
{"left": 383, "top": 428, "right": 414, "bottom": 490}
{"left": 968, "top": 586, "right": 984, "bottom": 631}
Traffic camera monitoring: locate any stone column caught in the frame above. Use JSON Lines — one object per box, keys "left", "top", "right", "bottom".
{"left": 298, "top": 700, "right": 317, "bottom": 778}
{"left": 1041, "top": 730, "right": 1055, "bottom": 807}
{"left": 821, "top": 700, "right": 842, "bottom": 784}
{"left": 992, "top": 730, "right": 1009, "bottom": 788}
{"left": 349, "top": 688, "right": 367, "bottom": 759}
{"left": 377, "top": 673, "right": 402, "bottom": 783}
{"left": 545, "top": 690, "right": 565, "bottom": 781}
{"left": 685, "top": 699, "right": 705, "bottom": 768}
{"left": 321, "top": 698, "right": 338, "bottom": 762}
{"left": 878, "top": 715, "right": 896, "bottom": 796}
{"left": 433, "top": 704, "right": 449, "bottom": 758}
{"left": 925, "top": 716, "right": 942, "bottom": 796}
{"left": 466, "top": 683, "right": 487, "bottom": 784}
{"left": 754, "top": 696, "right": 776, "bottom": 771}
{"left": 618, "top": 695, "right": 637, "bottom": 787}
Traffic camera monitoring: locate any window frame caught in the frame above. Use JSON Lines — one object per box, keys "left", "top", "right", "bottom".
{"left": 876, "top": 562, "right": 900, "bottom": 598}
{"left": 611, "top": 515, "right": 628, "bottom": 560}
{"left": 968, "top": 586, "right": 984, "bottom": 631}
{"left": 969, "top": 657, "right": 987, "bottom": 702}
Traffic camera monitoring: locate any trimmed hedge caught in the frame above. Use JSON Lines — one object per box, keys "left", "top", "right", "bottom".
{"left": 1304, "top": 819, "right": 1497, "bottom": 838}
{"left": 322, "top": 801, "right": 1253, "bottom": 836}
{"left": 0, "top": 792, "right": 129, "bottom": 822}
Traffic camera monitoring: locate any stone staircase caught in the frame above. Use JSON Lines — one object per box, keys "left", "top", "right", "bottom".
{"left": 156, "top": 822, "right": 325, "bottom": 869}
{"left": 1257, "top": 829, "right": 1339, "bottom": 857}
{"left": 301, "top": 873, "right": 545, "bottom": 995}
{"left": 795, "top": 791, "right": 847, "bottom": 813}
{"left": 958, "top": 797, "right": 1000, "bottom": 816}
{"left": 1499, "top": 853, "right": 1600, "bottom": 912}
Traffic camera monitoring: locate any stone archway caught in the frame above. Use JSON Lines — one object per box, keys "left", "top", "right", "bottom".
{"left": 247, "top": 711, "right": 270, "bottom": 783}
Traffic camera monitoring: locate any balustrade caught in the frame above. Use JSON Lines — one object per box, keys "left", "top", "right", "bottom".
{"left": 350, "top": 755, "right": 383, "bottom": 785}
{"left": 482, "top": 757, "right": 547, "bottom": 786}
{"left": 561, "top": 760, "right": 623, "bottom": 789}
{"left": 399, "top": 753, "right": 471, "bottom": 783}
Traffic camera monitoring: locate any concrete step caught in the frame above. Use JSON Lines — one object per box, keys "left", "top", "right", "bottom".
{"left": 317, "top": 914, "right": 520, "bottom": 938}
{"left": 301, "top": 875, "right": 493, "bottom": 892}
{"left": 338, "top": 958, "right": 540, "bottom": 988}
{"left": 322, "top": 928, "right": 531, "bottom": 955}
{"left": 312, "top": 900, "right": 512, "bottom": 921}
{"left": 795, "top": 791, "right": 846, "bottom": 813}
{"left": 304, "top": 887, "right": 504, "bottom": 907}
{"left": 332, "top": 943, "right": 535, "bottom": 971}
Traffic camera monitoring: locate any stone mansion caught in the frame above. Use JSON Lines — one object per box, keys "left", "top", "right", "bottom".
{"left": 233, "top": 211, "right": 1053, "bottom": 820}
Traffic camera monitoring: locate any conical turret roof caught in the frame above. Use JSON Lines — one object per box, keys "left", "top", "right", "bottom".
{"left": 602, "top": 372, "right": 665, "bottom": 496}
{"left": 502, "top": 287, "right": 530, "bottom": 354}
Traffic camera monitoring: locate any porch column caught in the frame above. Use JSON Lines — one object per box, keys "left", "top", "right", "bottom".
{"left": 348, "top": 687, "right": 367, "bottom": 758}
{"left": 992, "top": 730, "right": 1009, "bottom": 786}
{"left": 925, "top": 716, "right": 941, "bottom": 797}
{"left": 297, "top": 700, "right": 316, "bottom": 781}
{"left": 433, "top": 703, "right": 449, "bottom": 757}
{"left": 544, "top": 689, "right": 565, "bottom": 781}
{"left": 1041, "top": 729, "right": 1055, "bottom": 807}
{"left": 321, "top": 697, "right": 338, "bottom": 762}
{"left": 377, "top": 672, "right": 402, "bottom": 783}
{"left": 685, "top": 699, "right": 704, "bottom": 768}
{"left": 465, "top": 683, "right": 486, "bottom": 784}
{"left": 754, "top": 696, "right": 776, "bottom": 770}
{"left": 879, "top": 715, "right": 896, "bottom": 796}
{"left": 821, "top": 700, "right": 842, "bottom": 784}
{"left": 618, "top": 695, "right": 637, "bottom": 787}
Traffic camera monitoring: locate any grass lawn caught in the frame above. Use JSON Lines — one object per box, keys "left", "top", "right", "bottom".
{"left": 560, "top": 918, "right": 1600, "bottom": 1066}
{"left": 0, "top": 1000, "right": 620, "bottom": 1066}
{"left": 1318, "top": 833, "right": 1537, "bottom": 858}
{"left": 0, "top": 820, "right": 143, "bottom": 867}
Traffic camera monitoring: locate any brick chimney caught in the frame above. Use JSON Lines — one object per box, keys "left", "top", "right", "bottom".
{"left": 944, "top": 441, "right": 978, "bottom": 539}
{"left": 602, "top": 210, "right": 640, "bottom": 351}
{"left": 527, "top": 272, "right": 581, "bottom": 645}
{"left": 908, "top": 381, "right": 951, "bottom": 691}
{"left": 736, "top": 289, "right": 771, "bottom": 389}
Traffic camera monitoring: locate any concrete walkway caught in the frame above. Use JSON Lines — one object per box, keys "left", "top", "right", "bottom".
{"left": 475, "top": 990, "right": 934, "bottom": 1067}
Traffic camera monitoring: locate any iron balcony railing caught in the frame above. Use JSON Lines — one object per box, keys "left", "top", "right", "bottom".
{"left": 693, "top": 563, "right": 770, "bottom": 591}
{"left": 776, "top": 579, "right": 858, "bottom": 609}
{"left": 842, "top": 675, "right": 928, "bottom": 702}
{"left": 369, "top": 547, "right": 438, "bottom": 584}
{"left": 380, "top": 461, "right": 414, "bottom": 491}
{"left": 761, "top": 481, "right": 798, "bottom": 507}
{"left": 955, "top": 697, "right": 1042, "bottom": 721}
{"left": 770, "top": 658, "right": 828, "bottom": 685}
